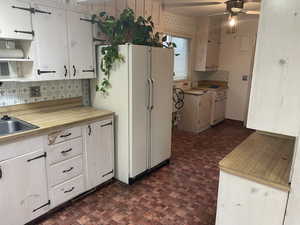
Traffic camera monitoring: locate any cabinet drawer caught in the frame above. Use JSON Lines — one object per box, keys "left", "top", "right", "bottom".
{"left": 47, "top": 137, "right": 83, "bottom": 165}
{"left": 48, "top": 126, "right": 82, "bottom": 145}
{"left": 48, "top": 156, "right": 83, "bottom": 186}
{"left": 51, "top": 175, "right": 84, "bottom": 208}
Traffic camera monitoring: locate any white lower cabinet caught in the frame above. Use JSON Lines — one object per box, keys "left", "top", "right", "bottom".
{"left": 0, "top": 117, "right": 114, "bottom": 224}
{"left": 0, "top": 149, "right": 49, "bottom": 225}
{"left": 47, "top": 137, "right": 83, "bottom": 165}
{"left": 48, "top": 155, "right": 83, "bottom": 187}
{"left": 178, "top": 92, "right": 212, "bottom": 133}
{"left": 50, "top": 175, "right": 85, "bottom": 207}
{"left": 216, "top": 171, "right": 288, "bottom": 225}
{"left": 85, "top": 119, "right": 114, "bottom": 190}
{"left": 46, "top": 118, "right": 114, "bottom": 208}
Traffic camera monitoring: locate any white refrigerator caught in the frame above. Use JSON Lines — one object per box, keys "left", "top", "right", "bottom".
{"left": 91, "top": 44, "right": 173, "bottom": 184}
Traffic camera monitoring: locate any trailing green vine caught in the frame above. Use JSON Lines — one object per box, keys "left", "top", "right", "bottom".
{"left": 92, "top": 8, "right": 176, "bottom": 94}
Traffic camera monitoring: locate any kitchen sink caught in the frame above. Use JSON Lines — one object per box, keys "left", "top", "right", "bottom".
{"left": 0, "top": 116, "right": 39, "bottom": 136}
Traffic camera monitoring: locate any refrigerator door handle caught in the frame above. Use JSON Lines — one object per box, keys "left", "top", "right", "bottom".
{"left": 147, "top": 78, "right": 152, "bottom": 110}
{"left": 150, "top": 78, "right": 154, "bottom": 110}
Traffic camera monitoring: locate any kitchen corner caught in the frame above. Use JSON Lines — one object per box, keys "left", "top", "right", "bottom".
{"left": 177, "top": 80, "right": 228, "bottom": 133}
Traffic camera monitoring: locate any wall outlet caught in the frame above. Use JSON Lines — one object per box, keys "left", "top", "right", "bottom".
{"left": 30, "top": 86, "right": 41, "bottom": 97}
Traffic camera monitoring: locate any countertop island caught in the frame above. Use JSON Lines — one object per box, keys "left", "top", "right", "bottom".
{"left": 219, "top": 132, "right": 295, "bottom": 191}
{"left": 216, "top": 132, "right": 295, "bottom": 225}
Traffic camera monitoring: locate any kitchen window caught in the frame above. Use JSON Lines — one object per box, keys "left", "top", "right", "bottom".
{"left": 166, "top": 35, "right": 190, "bottom": 80}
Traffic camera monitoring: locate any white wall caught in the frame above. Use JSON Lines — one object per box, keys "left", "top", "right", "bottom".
{"left": 218, "top": 15, "right": 259, "bottom": 121}
{"left": 161, "top": 11, "right": 199, "bottom": 85}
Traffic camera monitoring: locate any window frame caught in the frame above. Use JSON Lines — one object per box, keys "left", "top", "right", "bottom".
{"left": 165, "top": 34, "right": 191, "bottom": 81}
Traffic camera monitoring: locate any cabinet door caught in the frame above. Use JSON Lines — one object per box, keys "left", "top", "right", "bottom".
{"left": 32, "top": 4, "right": 69, "bottom": 80}
{"left": 85, "top": 119, "right": 114, "bottom": 189}
{"left": 199, "top": 93, "right": 212, "bottom": 130}
{"left": 0, "top": 150, "right": 49, "bottom": 225}
{"left": 247, "top": 0, "right": 300, "bottom": 136}
{"left": 67, "top": 11, "right": 95, "bottom": 79}
{"left": 206, "top": 42, "right": 220, "bottom": 70}
{"left": 0, "top": 0, "right": 33, "bottom": 40}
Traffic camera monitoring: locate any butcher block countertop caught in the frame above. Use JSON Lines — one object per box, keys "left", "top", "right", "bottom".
{"left": 0, "top": 97, "right": 113, "bottom": 143}
{"left": 219, "top": 132, "right": 295, "bottom": 191}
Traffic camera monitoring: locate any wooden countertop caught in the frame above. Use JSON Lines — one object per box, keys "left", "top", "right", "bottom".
{"left": 0, "top": 98, "right": 113, "bottom": 143}
{"left": 184, "top": 89, "right": 206, "bottom": 95}
{"left": 219, "top": 132, "right": 295, "bottom": 191}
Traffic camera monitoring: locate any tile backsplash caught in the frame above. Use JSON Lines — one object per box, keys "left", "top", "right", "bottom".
{"left": 0, "top": 80, "right": 91, "bottom": 107}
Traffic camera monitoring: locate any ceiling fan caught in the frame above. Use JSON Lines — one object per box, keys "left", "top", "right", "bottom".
{"left": 163, "top": 0, "right": 260, "bottom": 16}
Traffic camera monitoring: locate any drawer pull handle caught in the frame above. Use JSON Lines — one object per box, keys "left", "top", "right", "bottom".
{"left": 64, "top": 187, "right": 75, "bottom": 193}
{"left": 73, "top": 65, "right": 76, "bottom": 77}
{"left": 0, "top": 166, "right": 2, "bottom": 179}
{"left": 37, "top": 69, "right": 56, "bottom": 75}
{"left": 82, "top": 69, "right": 95, "bottom": 73}
{"left": 101, "top": 122, "right": 112, "bottom": 127}
{"left": 88, "top": 125, "right": 92, "bottom": 136}
{"left": 61, "top": 148, "right": 73, "bottom": 154}
{"left": 62, "top": 167, "right": 74, "bottom": 173}
{"left": 60, "top": 133, "right": 71, "bottom": 138}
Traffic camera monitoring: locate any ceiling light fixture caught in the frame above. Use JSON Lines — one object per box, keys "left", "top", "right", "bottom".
{"left": 228, "top": 15, "right": 237, "bottom": 27}
{"left": 227, "top": 14, "right": 238, "bottom": 33}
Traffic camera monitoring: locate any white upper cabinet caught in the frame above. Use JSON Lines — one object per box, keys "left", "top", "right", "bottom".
{"left": 0, "top": 0, "right": 33, "bottom": 40}
{"left": 195, "top": 16, "right": 221, "bottom": 71}
{"left": 67, "top": 11, "right": 95, "bottom": 79}
{"left": 65, "top": 0, "right": 90, "bottom": 13}
{"left": 247, "top": 0, "right": 300, "bottom": 136}
{"left": 85, "top": 119, "right": 114, "bottom": 190}
{"left": 32, "top": 3, "right": 69, "bottom": 80}
{"left": 0, "top": 150, "right": 49, "bottom": 225}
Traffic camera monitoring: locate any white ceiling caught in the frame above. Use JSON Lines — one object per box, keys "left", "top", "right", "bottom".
{"left": 162, "top": 0, "right": 261, "bottom": 17}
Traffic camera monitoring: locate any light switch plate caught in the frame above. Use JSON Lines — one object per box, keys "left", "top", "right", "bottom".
{"left": 242, "top": 75, "right": 248, "bottom": 81}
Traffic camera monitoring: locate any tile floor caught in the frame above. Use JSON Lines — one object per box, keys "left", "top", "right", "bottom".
{"left": 37, "top": 120, "right": 253, "bottom": 225}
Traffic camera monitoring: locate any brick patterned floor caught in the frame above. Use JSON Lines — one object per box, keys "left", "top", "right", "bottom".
{"left": 37, "top": 120, "right": 253, "bottom": 225}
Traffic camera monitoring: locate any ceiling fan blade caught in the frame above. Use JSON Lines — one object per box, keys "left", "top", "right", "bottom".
{"left": 244, "top": 0, "right": 261, "bottom": 3}
{"left": 209, "top": 11, "right": 229, "bottom": 16}
{"left": 163, "top": 2, "right": 223, "bottom": 8}
{"left": 244, "top": 10, "right": 260, "bottom": 15}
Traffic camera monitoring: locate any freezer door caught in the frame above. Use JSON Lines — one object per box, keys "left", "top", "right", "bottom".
{"left": 150, "top": 47, "right": 173, "bottom": 168}
{"left": 129, "top": 45, "right": 151, "bottom": 178}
